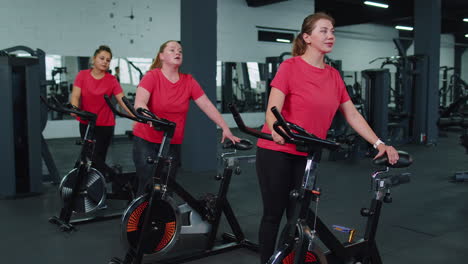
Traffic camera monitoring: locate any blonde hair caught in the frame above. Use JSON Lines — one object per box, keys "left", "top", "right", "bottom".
{"left": 292, "top": 12, "right": 335, "bottom": 57}
{"left": 149, "top": 40, "right": 180, "bottom": 70}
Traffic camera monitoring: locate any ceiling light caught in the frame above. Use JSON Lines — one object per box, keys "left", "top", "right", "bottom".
{"left": 276, "top": 38, "right": 291, "bottom": 43}
{"left": 395, "top": 25, "right": 413, "bottom": 31}
{"left": 465, "top": 34, "right": 468, "bottom": 38}
{"left": 364, "top": 1, "right": 389, "bottom": 8}
{"left": 464, "top": 18, "right": 468, "bottom": 22}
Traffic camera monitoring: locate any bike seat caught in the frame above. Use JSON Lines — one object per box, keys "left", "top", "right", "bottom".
{"left": 223, "top": 138, "right": 253, "bottom": 150}
{"left": 373, "top": 150, "right": 412, "bottom": 168}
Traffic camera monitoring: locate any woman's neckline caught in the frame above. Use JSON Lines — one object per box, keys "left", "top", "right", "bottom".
{"left": 160, "top": 68, "right": 180, "bottom": 84}
{"left": 90, "top": 69, "right": 106, "bottom": 80}
{"left": 298, "top": 56, "right": 328, "bottom": 71}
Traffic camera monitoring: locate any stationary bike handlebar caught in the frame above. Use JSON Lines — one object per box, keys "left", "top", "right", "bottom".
{"left": 270, "top": 106, "right": 340, "bottom": 151}
{"left": 104, "top": 95, "right": 176, "bottom": 134}
{"left": 229, "top": 103, "right": 340, "bottom": 152}
{"left": 103, "top": 94, "right": 138, "bottom": 122}
{"left": 40, "top": 95, "right": 96, "bottom": 121}
{"left": 229, "top": 104, "right": 273, "bottom": 141}
{"left": 229, "top": 103, "right": 413, "bottom": 168}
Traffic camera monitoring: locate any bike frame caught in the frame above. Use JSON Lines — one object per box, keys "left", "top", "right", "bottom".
{"left": 228, "top": 103, "right": 411, "bottom": 264}
{"left": 109, "top": 96, "right": 258, "bottom": 264}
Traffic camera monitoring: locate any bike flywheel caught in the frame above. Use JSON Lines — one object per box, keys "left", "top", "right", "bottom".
{"left": 59, "top": 167, "right": 106, "bottom": 214}
{"left": 283, "top": 247, "right": 328, "bottom": 264}
{"left": 121, "top": 194, "right": 181, "bottom": 256}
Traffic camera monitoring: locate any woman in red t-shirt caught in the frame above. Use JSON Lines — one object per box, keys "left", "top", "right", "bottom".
{"left": 256, "top": 13, "right": 400, "bottom": 263}
{"left": 70, "top": 45, "right": 129, "bottom": 178}
{"left": 132, "top": 40, "right": 239, "bottom": 195}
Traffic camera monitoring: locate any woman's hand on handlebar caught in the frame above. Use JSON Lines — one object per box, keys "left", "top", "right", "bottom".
{"left": 374, "top": 144, "right": 399, "bottom": 165}
{"left": 272, "top": 129, "right": 285, "bottom": 145}
{"left": 221, "top": 128, "right": 240, "bottom": 144}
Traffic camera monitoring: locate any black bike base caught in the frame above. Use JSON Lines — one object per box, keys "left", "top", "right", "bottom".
{"left": 109, "top": 232, "right": 258, "bottom": 264}
{"left": 454, "top": 171, "right": 468, "bottom": 182}
{"left": 49, "top": 210, "right": 123, "bottom": 232}
{"left": 49, "top": 216, "right": 76, "bottom": 232}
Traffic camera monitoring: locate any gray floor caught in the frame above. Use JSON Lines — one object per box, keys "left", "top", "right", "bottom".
{"left": 1, "top": 129, "right": 468, "bottom": 264}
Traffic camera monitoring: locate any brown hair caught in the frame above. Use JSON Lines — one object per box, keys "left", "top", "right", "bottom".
{"left": 93, "top": 45, "right": 112, "bottom": 59}
{"left": 292, "top": 12, "right": 335, "bottom": 56}
{"left": 149, "top": 40, "right": 180, "bottom": 70}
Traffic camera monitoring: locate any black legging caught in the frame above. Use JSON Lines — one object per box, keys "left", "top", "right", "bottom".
{"left": 256, "top": 147, "right": 307, "bottom": 264}
{"left": 79, "top": 123, "right": 114, "bottom": 177}
{"left": 132, "top": 135, "right": 181, "bottom": 196}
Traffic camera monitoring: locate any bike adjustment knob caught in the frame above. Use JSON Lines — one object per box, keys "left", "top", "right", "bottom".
{"left": 384, "top": 193, "right": 393, "bottom": 203}
{"left": 290, "top": 190, "right": 300, "bottom": 199}
{"left": 146, "top": 156, "right": 154, "bottom": 164}
{"left": 360, "top": 208, "right": 374, "bottom": 217}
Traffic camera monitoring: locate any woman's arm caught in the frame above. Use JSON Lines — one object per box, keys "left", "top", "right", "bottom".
{"left": 132, "top": 87, "right": 153, "bottom": 126}
{"left": 194, "top": 94, "right": 239, "bottom": 143}
{"left": 70, "top": 86, "right": 81, "bottom": 107}
{"left": 114, "top": 92, "right": 134, "bottom": 117}
{"left": 134, "top": 87, "right": 151, "bottom": 110}
{"left": 70, "top": 86, "right": 81, "bottom": 117}
{"left": 339, "top": 100, "right": 399, "bottom": 164}
{"left": 265, "top": 88, "right": 286, "bottom": 145}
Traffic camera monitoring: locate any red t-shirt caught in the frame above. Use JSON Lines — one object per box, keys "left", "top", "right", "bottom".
{"left": 257, "top": 56, "right": 350, "bottom": 156}
{"left": 132, "top": 68, "right": 205, "bottom": 144}
{"left": 73, "top": 69, "right": 123, "bottom": 126}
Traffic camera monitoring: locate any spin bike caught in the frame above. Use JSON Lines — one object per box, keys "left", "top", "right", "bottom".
{"left": 41, "top": 96, "right": 135, "bottom": 232}
{"left": 229, "top": 104, "right": 413, "bottom": 264}
{"left": 104, "top": 96, "right": 258, "bottom": 264}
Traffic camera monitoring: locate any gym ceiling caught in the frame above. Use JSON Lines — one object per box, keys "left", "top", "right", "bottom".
{"left": 246, "top": 0, "right": 468, "bottom": 44}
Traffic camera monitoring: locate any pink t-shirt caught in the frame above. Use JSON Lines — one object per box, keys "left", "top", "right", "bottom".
{"left": 132, "top": 68, "right": 205, "bottom": 144}
{"left": 73, "top": 69, "right": 123, "bottom": 126}
{"left": 257, "top": 56, "right": 350, "bottom": 156}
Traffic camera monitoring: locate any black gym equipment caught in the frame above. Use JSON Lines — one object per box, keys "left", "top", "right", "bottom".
{"left": 0, "top": 45, "right": 59, "bottom": 198}
{"left": 366, "top": 38, "right": 433, "bottom": 146}
{"left": 438, "top": 116, "right": 468, "bottom": 182}
{"left": 264, "top": 52, "right": 291, "bottom": 108}
{"left": 105, "top": 96, "right": 258, "bottom": 264}
{"left": 324, "top": 55, "right": 343, "bottom": 77}
{"left": 328, "top": 73, "right": 369, "bottom": 162}
{"left": 41, "top": 96, "right": 135, "bottom": 232}
{"left": 126, "top": 59, "right": 144, "bottom": 82}
{"left": 45, "top": 66, "right": 70, "bottom": 120}
{"left": 363, "top": 59, "right": 415, "bottom": 146}
{"left": 439, "top": 66, "right": 455, "bottom": 109}
{"left": 220, "top": 62, "right": 265, "bottom": 113}
{"left": 439, "top": 73, "right": 468, "bottom": 119}
{"left": 361, "top": 68, "right": 391, "bottom": 145}
{"left": 229, "top": 103, "right": 413, "bottom": 264}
